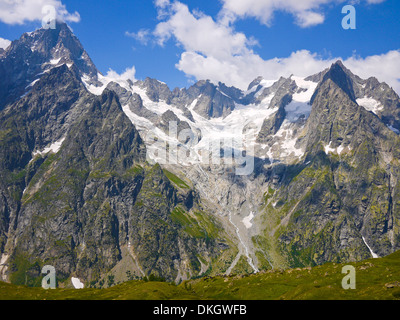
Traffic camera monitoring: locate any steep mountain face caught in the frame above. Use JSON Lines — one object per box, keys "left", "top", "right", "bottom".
{"left": 78, "top": 54, "right": 400, "bottom": 275}
{"left": 1, "top": 24, "right": 400, "bottom": 287}
{"left": 253, "top": 62, "right": 400, "bottom": 269}
{"left": 0, "top": 64, "right": 87, "bottom": 255}
{"left": 0, "top": 27, "right": 236, "bottom": 287}
{"left": 256, "top": 77, "right": 297, "bottom": 141}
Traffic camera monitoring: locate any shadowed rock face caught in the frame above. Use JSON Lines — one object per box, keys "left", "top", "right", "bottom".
{"left": 312, "top": 60, "right": 357, "bottom": 104}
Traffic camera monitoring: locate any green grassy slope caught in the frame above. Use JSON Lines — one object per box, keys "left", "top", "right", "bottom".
{"left": 1, "top": 250, "right": 400, "bottom": 300}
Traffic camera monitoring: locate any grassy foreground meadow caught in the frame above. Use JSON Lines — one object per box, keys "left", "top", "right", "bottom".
{"left": 1, "top": 250, "right": 400, "bottom": 300}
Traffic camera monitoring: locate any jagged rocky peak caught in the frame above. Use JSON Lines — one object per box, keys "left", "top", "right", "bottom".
{"left": 0, "top": 21, "right": 99, "bottom": 109}
{"left": 303, "top": 59, "right": 396, "bottom": 157}
{"left": 135, "top": 77, "right": 172, "bottom": 103}
{"left": 249, "top": 76, "right": 292, "bottom": 105}
{"left": 184, "top": 79, "right": 236, "bottom": 119}
{"left": 315, "top": 60, "right": 357, "bottom": 103}
{"left": 306, "top": 61, "right": 358, "bottom": 93}
{"left": 11, "top": 21, "right": 97, "bottom": 76}
{"left": 158, "top": 110, "right": 193, "bottom": 143}
{"left": 217, "top": 82, "right": 243, "bottom": 101}
{"left": 308, "top": 60, "right": 400, "bottom": 132}
{"left": 308, "top": 60, "right": 379, "bottom": 102}
{"left": 309, "top": 61, "right": 360, "bottom": 121}
{"left": 105, "top": 81, "right": 133, "bottom": 105}
{"left": 247, "top": 76, "right": 264, "bottom": 91}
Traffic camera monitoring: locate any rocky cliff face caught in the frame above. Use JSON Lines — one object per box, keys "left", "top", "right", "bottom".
{"left": 1, "top": 24, "right": 400, "bottom": 287}
{"left": 0, "top": 45, "right": 235, "bottom": 287}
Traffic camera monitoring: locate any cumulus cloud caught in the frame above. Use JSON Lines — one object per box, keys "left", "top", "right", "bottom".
{"left": 154, "top": 2, "right": 256, "bottom": 60}
{"left": 0, "top": 0, "right": 80, "bottom": 25}
{"left": 105, "top": 65, "right": 137, "bottom": 82}
{"left": 125, "top": 29, "right": 151, "bottom": 45}
{"left": 219, "top": 0, "right": 387, "bottom": 28}
{"left": 151, "top": 1, "right": 399, "bottom": 94}
{"left": 0, "top": 37, "right": 11, "bottom": 50}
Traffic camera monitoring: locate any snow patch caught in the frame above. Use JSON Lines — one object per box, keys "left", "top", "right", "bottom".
{"left": 274, "top": 121, "right": 304, "bottom": 158}
{"left": 324, "top": 142, "right": 336, "bottom": 154}
{"left": 244, "top": 83, "right": 259, "bottom": 96}
{"left": 82, "top": 72, "right": 136, "bottom": 97}
{"left": 50, "top": 57, "right": 62, "bottom": 65}
{"left": 357, "top": 97, "right": 383, "bottom": 114}
{"left": 285, "top": 76, "right": 318, "bottom": 122}
{"left": 0, "top": 254, "right": 8, "bottom": 266}
{"left": 81, "top": 73, "right": 113, "bottom": 96}
{"left": 242, "top": 212, "right": 255, "bottom": 229}
{"left": 388, "top": 125, "right": 400, "bottom": 134}
{"left": 324, "top": 141, "right": 349, "bottom": 155}
{"left": 291, "top": 76, "right": 318, "bottom": 103}
{"left": 33, "top": 137, "right": 65, "bottom": 157}
{"left": 254, "top": 79, "right": 276, "bottom": 98}
{"left": 217, "top": 88, "right": 231, "bottom": 98}
{"left": 362, "top": 236, "right": 379, "bottom": 258}
{"left": 188, "top": 98, "right": 198, "bottom": 110}
{"left": 25, "top": 78, "right": 40, "bottom": 89}
{"left": 71, "top": 277, "right": 84, "bottom": 289}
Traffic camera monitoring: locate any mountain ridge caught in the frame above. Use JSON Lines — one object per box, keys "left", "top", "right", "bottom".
{"left": 1, "top": 23, "right": 400, "bottom": 289}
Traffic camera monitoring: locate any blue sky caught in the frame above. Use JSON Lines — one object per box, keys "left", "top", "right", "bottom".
{"left": 0, "top": 0, "right": 399, "bottom": 91}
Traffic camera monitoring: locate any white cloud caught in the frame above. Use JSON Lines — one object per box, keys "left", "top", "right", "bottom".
{"left": 125, "top": 29, "right": 151, "bottom": 45}
{"left": 155, "top": 0, "right": 172, "bottom": 20}
{"left": 0, "top": 0, "right": 80, "bottom": 25}
{"left": 219, "top": 0, "right": 387, "bottom": 27}
{"left": 154, "top": 2, "right": 255, "bottom": 60}
{"left": 0, "top": 37, "right": 11, "bottom": 49}
{"left": 155, "top": 0, "right": 170, "bottom": 9}
{"left": 106, "top": 65, "right": 137, "bottom": 82}
{"left": 152, "top": 2, "right": 328, "bottom": 88}
{"left": 152, "top": 1, "right": 399, "bottom": 94}
{"left": 296, "top": 11, "right": 325, "bottom": 28}
{"left": 365, "top": 0, "right": 386, "bottom": 3}
{"left": 344, "top": 50, "right": 400, "bottom": 93}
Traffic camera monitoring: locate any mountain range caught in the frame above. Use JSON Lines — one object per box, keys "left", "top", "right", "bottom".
{"left": 0, "top": 22, "right": 399, "bottom": 288}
